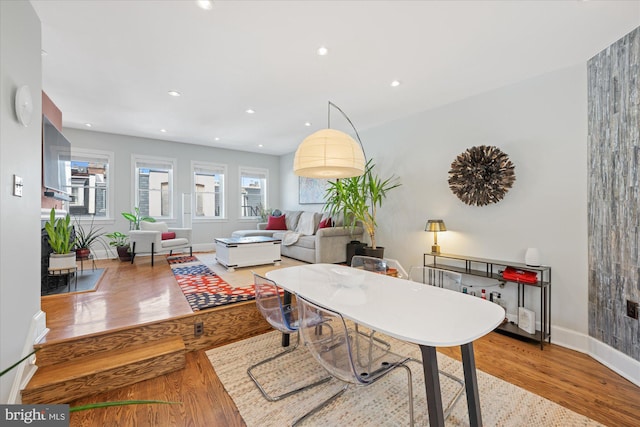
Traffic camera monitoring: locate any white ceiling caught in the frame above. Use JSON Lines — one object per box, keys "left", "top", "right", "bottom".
{"left": 31, "top": 0, "right": 640, "bottom": 156}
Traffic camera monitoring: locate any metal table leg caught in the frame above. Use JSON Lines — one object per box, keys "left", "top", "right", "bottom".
{"left": 420, "top": 345, "right": 445, "bottom": 427}
{"left": 421, "top": 342, "right": 483, "bottom": 427}
{"left": 461, "top": 342, "right": 482, "bottom": 426}
{"left": 281, "top": 290, "right": 291, "bottom": 347}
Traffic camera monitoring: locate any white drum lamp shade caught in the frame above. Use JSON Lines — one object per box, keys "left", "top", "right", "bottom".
{"left": 293, "top": 129, "right": 366, "bottom": 179}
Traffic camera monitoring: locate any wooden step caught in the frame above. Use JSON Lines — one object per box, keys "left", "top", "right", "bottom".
{"left": 22, "top": 336, "right": 185, "bottom": 404}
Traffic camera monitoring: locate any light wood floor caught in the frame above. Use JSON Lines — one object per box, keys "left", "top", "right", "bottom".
{"left": 42, "top": 255, "right": 640, "bottom": 426}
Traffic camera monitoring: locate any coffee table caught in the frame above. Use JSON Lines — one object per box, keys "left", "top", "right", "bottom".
{"left": 215, "top": 236, "right": 282, "bottom": 272}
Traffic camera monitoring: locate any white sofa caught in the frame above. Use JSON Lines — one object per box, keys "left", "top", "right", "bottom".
{"left": 231, "top": 210, "right": 364, "bottom": 264}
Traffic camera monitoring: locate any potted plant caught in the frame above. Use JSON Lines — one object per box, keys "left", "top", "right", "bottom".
{"left": 324, "top": 159, "right": 401, "bottom": 258}
{"left": 73, "top": 215, "right": 109, "bottom": 260}
{"left": 122, "top": 207, "right": 155, "bottom": 230}
{"left": 105, "top": 231, "right": 131, "bottom": 262}
{"left": 45, "top": 208, "right": 77, "bottom": 269}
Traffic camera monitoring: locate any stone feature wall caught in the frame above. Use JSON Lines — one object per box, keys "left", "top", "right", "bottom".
{"left": 587, "top": 27, "right": 639, "bottom": 360}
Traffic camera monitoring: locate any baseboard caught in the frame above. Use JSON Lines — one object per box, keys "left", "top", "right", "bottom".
{"left": 552, "top": 324, "right": 640, "bottom": 387}
{"left": 8, "top": 310, "right": 49, "bottom": 404}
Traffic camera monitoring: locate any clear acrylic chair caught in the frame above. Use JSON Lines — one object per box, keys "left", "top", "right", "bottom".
{"left": 247, "top": 273, "right": 330, "bottom": 401}
{"left": 349, "top": 256, "right": 394, "bottom": 357}
{"left": 294, "top": 295, "right": 415, "bottom": 426}
{"left": 408, "top": 266, "right": 463, "bottom": 292}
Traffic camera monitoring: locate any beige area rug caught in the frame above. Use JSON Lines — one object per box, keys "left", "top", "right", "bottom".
{"left": 196, "top": 252, "right": 308, "bottom": 288}
{"left": 206, "top": 331, "right": 601, "bottom": 427}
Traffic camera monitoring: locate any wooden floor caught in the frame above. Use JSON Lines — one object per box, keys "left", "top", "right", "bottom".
{"left": 42, "top": 255, "right": 640, "bottom": 426}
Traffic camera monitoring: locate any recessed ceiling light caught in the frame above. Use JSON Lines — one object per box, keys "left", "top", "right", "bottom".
{"left": 258, "top": 144, "right": 264, "bottom": 148}
{"left": 246, "top": 109, "right": 255, "bottom": 114}
{"left": 317, "top": 46, "right": 328, "bottom": 56}
{"left": 214, "top": 137, "right": 220, "bottom": 141}
{"left": 167, "top": 90, "right": 181, "bottom": 97}
{"left": 304, "top": 122, "right": 312, "bottom": 127}
{"left": 160, "top": 129, "right": 167, "bottom": 133}
{"left": 390, "top": 80, "right": 401, "bottom": 87}
{"left": 196, "top": 0, "right": 213, "bottom": 10}
{"left": 84, "top": 123, "right": 92, "bottom": 127}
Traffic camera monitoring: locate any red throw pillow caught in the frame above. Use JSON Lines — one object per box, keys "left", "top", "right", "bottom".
{"left": 318, "top": 217, "right": 333, "bottom": 229}
{"left": 266, "top": 214, "right": 287, "bottom": 230}
{"left": 161, "top": 232, "right": 176, "bottom": 240}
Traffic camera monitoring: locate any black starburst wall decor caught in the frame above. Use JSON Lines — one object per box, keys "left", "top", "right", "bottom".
{"left": 448, "top": 145, "right": 516, "bottom": 206}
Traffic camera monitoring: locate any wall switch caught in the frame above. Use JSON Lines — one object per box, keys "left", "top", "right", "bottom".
{"left": 13, "top": 175, "right": 23, "bottom": 197}
{"left": 626, "top": 300, "right": 639, "bottom": 320}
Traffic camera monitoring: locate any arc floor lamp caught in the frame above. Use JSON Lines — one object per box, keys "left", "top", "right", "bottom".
{"left": 294, "top": 101, "right": 367, "bottom": 179}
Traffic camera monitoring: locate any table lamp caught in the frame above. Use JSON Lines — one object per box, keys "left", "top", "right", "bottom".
{"left": 425, "top": 219, "right": 447, "bottom": 254}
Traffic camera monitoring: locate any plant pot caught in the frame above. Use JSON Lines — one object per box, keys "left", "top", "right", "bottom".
{"left": 361, "top": 246, "right": 384, "bottom": 259}
{"left": 346, "top": 241, "right": 367, "bottom": 265}
{"left": 49, "top": 252, "right": 77, "bottom": 269}
{"left": 116, "top": 246, "right": 132, "bottom": 262}
{"left": 76, "top": 247, "right": 91, "bottom": 260}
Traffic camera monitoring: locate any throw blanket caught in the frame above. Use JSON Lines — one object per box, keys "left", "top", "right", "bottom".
{"left": 296, "top": 211, "right": 316, "bottom": 235}
{"left": 281, "top": 231, "right": 300, "bottom": 246}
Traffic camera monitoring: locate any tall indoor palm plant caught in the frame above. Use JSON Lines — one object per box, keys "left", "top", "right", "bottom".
{"left": 323, "top": 160, "right": 401, "bottom": 250}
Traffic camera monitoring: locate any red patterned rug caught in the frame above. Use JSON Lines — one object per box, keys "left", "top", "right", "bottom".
{"left": 168, "top": 255, "right": 257, "bottom": 311}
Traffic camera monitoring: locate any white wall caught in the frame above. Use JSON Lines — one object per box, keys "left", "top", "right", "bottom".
{"left": 0, "top": 1, "right": 43, "bottom": 403}
{"left": 281, "top": 65, "right": 589, "bottom": 336}
{"left": 62, "top": 128, "right": 281, "bottom": 250}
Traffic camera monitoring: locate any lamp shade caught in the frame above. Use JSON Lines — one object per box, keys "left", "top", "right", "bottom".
{"left": 293, "top": 129, "right": 366, "bottom": 178}
{"left": 425, "top": 219, "right": 447, "bottom": 232}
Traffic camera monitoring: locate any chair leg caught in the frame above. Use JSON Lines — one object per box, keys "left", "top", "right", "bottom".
{"left": 247, "top": 334, "right": 331, "bottom": 402}
{"left": 130, "top": 242, "right": 136, "bottom": 264}
{"left": 151, "top": 242, "right": 154, "bottom": 267}
{"left": 189, "top": 246, "right": 192, "bottom": 256}
{"left": 408, "top": 357, "right": 464, "bottom": 420}
{"left": 292, "top": 383, "right": 349, "bottom": 427}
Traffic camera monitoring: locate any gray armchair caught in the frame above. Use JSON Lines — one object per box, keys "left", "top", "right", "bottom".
{"left": 128, "top": 221, "right": 192, "bottom": 266}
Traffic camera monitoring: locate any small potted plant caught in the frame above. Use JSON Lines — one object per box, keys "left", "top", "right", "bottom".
{"left": 105, "top": 231, "right": 131, "bottom": 262}
{"left": 45, "top": 208, "right": 77, "bottom": 269}
{"left": 73, "top": 215, "right": 108, "bottom": 260}
{"left": 122, "top": 207, "right": 155, "bottom": 230}
{"left": 324, "top": 159, "right": 401, "bottom": 258}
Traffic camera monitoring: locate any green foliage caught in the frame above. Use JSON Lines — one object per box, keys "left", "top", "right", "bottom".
{"left": 73, "top": 216, "right": 108, "bottom": 252}
{"left": 105, "top": 231, "right": 128, "bottom": 247}
{"left": 324, "top": 160, "right": 401, "bottom": 249}
{"left": 122, "top": 207, "right": 156, "bottom": 230}
{"left": 44, "top": 208, "right": 76, "bottom": 254}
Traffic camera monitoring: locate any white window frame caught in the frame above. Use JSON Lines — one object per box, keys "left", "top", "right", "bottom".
{"left": 132, "top": 154, "right": 177, "bottom": 221}
{"left": 191, "top": 161, "right": 227, "bottom": 221}
{"left": 67, "top": 148, "right": 114, "bottom": 222}
{"left": 239, "top": 166, "right": 268, "bottom": 220}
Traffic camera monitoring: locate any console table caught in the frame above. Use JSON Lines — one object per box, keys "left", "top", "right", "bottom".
{"left": 425, "top": 253, "right": 551, "bottom": 349}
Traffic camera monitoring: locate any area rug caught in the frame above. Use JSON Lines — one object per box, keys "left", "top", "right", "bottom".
{"left": 42, "top": 267, "right": 105, "bottom": 296}
{"left": 168, "top": 255, "right": 257, "bottom": 311}
{"left": 206, "top": 331, "right": 602, "bottom": 427}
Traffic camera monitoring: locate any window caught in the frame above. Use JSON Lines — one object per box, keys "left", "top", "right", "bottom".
{"left": 192, "top": 162, "right": 226, "bottom": 219}
{"left": 65, "top": 148, "right": 113, "bottom": 218}
{"left": 133, "top": 156, "right": 175, "bottom": 220}
{"left": 239, "top": 167, "right": 268, "bottom": 218}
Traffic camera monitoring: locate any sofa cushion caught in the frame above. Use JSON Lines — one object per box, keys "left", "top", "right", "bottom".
{"left": 284, "top": 210, "right": 302, "bottom": 231}
{"left": 160, "top": 238, "right": 189, "bottom": 249}
{"left": 295, "top": 235, "right": 316, "bottom": 250}
{"left": 161, "top": 232, "right": 176, "bottom": 240}
{"left": 140, "top": 221, "right": 168, "bottom": 233}
{"left": 266, "top": 214, "right": 287, "bottom": 230}
{"left": 318, "top": 217, "right": 333, "bottom": 228}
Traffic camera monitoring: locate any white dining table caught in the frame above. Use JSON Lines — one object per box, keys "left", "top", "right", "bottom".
{"left": 266, "top": 263, "right": 505, "bottom": 427}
